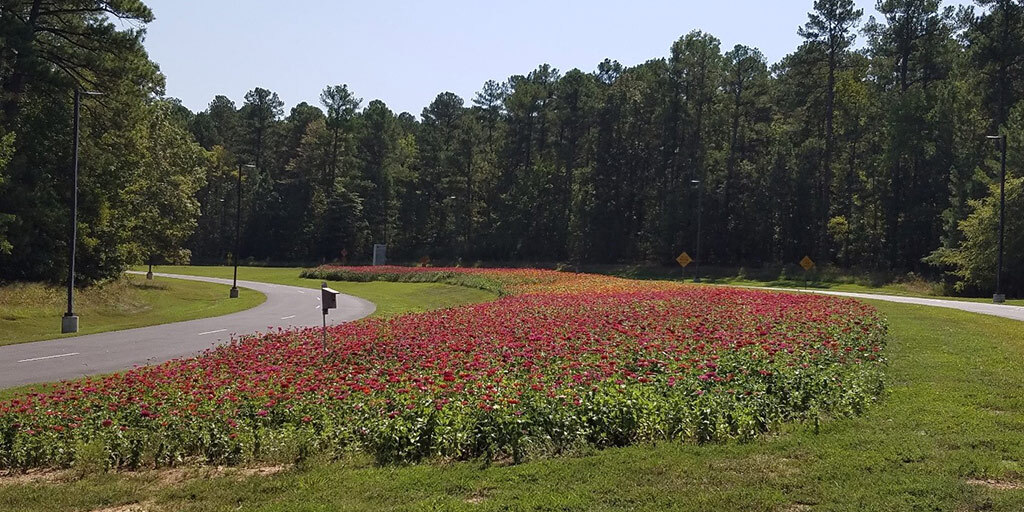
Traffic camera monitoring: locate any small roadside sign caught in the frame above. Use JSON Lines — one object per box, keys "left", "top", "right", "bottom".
{"left": 322, "top": 286, "right": 339, "bottom": 312}
{"left": 799, "top": 256, "right": 815, "bottom": 271}
{"left": 373, "top": 244, "right": 387, "bottom": 266}
{"left": 321, "top": 283, "right": 340, "bottom": 352}
{"left": 676, "top": 252, "right": 693, "bottom": 267}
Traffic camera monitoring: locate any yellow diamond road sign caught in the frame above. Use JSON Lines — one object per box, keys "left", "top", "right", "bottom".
{"left": 799, "top": 256, "right": 815, "bottom": 271}
{"left": 676, "top": 252, "right": 693, "bottom": 267}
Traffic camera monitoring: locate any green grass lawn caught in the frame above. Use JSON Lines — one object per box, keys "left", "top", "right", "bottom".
{"left": 139, "top": 265, "right": 499, "bottom": 317}
{"left": 0, "top": 274, "right": 265, "bottom": 347}
{"left": 2, "top": 297, "right": 1023, "bottom": 510}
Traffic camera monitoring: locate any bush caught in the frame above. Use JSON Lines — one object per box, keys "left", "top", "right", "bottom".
{"left": 927, "top": 177, "right": 1024, "bottom": 296}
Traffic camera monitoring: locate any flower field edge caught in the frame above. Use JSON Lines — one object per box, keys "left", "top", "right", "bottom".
{"left": 0, "top": 266, "right": 888, "bottom": 471}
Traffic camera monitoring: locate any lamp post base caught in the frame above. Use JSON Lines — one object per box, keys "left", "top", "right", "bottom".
{"left": 61, "top": 314, "right": 79, "bottom": 334}
{"left": 146, "top": 271, "right": 153, "bottom": 280}
{"left": 229, "top": 287, "right": 239, "bottom": 299}
{"left": 994, "top": 293, "right": 1006, "bottom": 304}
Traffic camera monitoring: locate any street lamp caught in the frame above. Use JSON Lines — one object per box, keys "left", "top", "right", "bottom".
{"left": 987, "top": 134, "right": 1007, "bottom": 304}
{"left": 62, "top": 88, "right": 103, "bottom": 334}
{"left": 230, "top": 163, "right": 256, "bottom": 298}
{"left": 691, "top": 178, "right": 703, "bottom": 283}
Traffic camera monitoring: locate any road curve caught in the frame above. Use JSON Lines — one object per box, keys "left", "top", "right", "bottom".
{"left": 0, "top": 272, "right": 376, "bottom": 389}
{"left": 736, "top": 285, "right": 1024, "bottom": 322}
{"left": 3, "top": 273, "right": 1018, "bottom": 389}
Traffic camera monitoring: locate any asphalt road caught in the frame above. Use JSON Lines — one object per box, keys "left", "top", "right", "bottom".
{"left": 3, "top": 272, "right": 1021, "bottom": 390}
{"left": 0, "top": 272, "right": 375, "bottom": 389}
{"left": 741, "top": 285, "right": 1024, "bottom": 322}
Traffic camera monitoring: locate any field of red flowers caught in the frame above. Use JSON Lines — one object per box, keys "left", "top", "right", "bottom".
{"left": 0, "top": 267, "right": 886, "bottom": 470}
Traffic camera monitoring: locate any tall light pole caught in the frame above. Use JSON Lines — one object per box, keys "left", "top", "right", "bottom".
{"left": 230, "top": 163, "right": 256, "bottom": 299}
{"left": 987, "top": 135, "right": 1007, "bottom": 304}
{"left": 691, "top": 178, "right": 703, "bottom": 283}
{"left": 62, "top": 89, "right": 102, "bottom": 334}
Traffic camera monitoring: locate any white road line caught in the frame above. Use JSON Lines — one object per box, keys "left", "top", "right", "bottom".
{"left": 281, "top": 315, "right": 296, "bottom": 320}
{"left": 296, "top": 290, "right": 305, "bottom": 294}
{"left": 197, "top": 329, "right": 227, "bottom": 336}
{"left": 18, "top": 352, "right": 79, "bottom": 363}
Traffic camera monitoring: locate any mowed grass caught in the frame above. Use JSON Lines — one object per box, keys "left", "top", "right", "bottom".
{"left": 3, "top": 299, "right": 1024, "bottom": 511}
{"left": 0, "top": 275, "right": 265, "bottom": 347}
{"left": 138, "top": 265, "right": 499, "bottom": 317}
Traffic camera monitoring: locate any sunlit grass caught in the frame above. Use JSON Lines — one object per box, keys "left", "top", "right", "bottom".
{"left": 0, "top": 275, "right": 265, "bottom": 347}
{"left": 138, "top": 265, "right": 499, "bottom": 317}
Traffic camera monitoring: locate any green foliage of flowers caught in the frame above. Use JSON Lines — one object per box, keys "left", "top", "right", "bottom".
{"left": 0, "top": 268, "right": 886, "bottom": 470}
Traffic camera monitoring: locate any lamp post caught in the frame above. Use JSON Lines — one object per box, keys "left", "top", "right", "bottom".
{"left": 987, "top": 135, "right": 1007, "bottom": 304}
{"left": 691, "top": 178, "right": 703, "bottom": 283}
{"left": 230, "top": 163, "right": 256, "bottom": 298}
{"left": 62, "top": 88, "right": 102, "bottom": 334}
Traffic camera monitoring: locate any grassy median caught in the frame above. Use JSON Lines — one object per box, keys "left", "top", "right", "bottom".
{"left": 0, "top": 275, "right": 265, "bottom": 347}
{"left": 136, "top": 265, "right": 499, "bottom": 317}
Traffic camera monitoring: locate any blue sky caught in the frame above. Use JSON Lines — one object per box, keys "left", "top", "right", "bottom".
{"left": 142, "top": 0, "right": 973, "bottom": 116}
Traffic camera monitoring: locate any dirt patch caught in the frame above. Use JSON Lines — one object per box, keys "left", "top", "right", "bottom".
{"left": 781, "top": 504, "right": 813, "bottom": 511}
{"left": 0, "top": 464, "right": 289, "bottom": 487}
{"left": 147, "top": 464, "right": 288, "bottom": 484}
{"left": 462, "top": 486, "right": 495, "bottom": 505}
{"left": 0, "top": 468, "right": 70, "bottom": 485}
{"left": 150, "top": 467, "right": 192, "bottom": 486}
{"left": 89, "top": 502, "right": 154, "bottom": 512}
{"left": 966, "top": 478, "right": 1024, "bottom": 490}
{"left": 234, "top": 465, "right": 287, "bottom": 478}
{"left": 981, "top": 407, "right": 1012, "bottom": 415}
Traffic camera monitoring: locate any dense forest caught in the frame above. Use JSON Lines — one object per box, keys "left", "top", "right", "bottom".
{"left": 1, "top": 0, "right": 1023, "bottom": 295}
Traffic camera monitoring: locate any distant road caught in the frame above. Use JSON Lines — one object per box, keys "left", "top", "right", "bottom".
{"left": 736, "top": 285, "right": 1024, "bottom": 322}
{"left": 0, "top": 272, "right": 375, "bottom": 389}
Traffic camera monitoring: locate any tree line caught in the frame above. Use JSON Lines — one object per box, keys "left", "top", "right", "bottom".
{"left": 1, "top": 0, "right": 1023, "bottom": 295}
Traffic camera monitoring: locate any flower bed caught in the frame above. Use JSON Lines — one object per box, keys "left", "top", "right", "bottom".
{"left": 0, "top": 267, "right": 886, "bottom": 469}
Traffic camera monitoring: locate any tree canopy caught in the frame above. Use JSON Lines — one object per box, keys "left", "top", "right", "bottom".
{"left": 1, "top": 0, "right": 1022, "bottom": 296}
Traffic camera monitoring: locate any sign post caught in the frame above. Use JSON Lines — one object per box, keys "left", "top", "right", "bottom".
{"left": 676, "top": 251, "right": 693, "bottom": 281}
{"left": 799, "top": 256, "right": 815, "bottom": 288}
{"left": 321, "top": 282, "right": 339, "bottom": 352}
